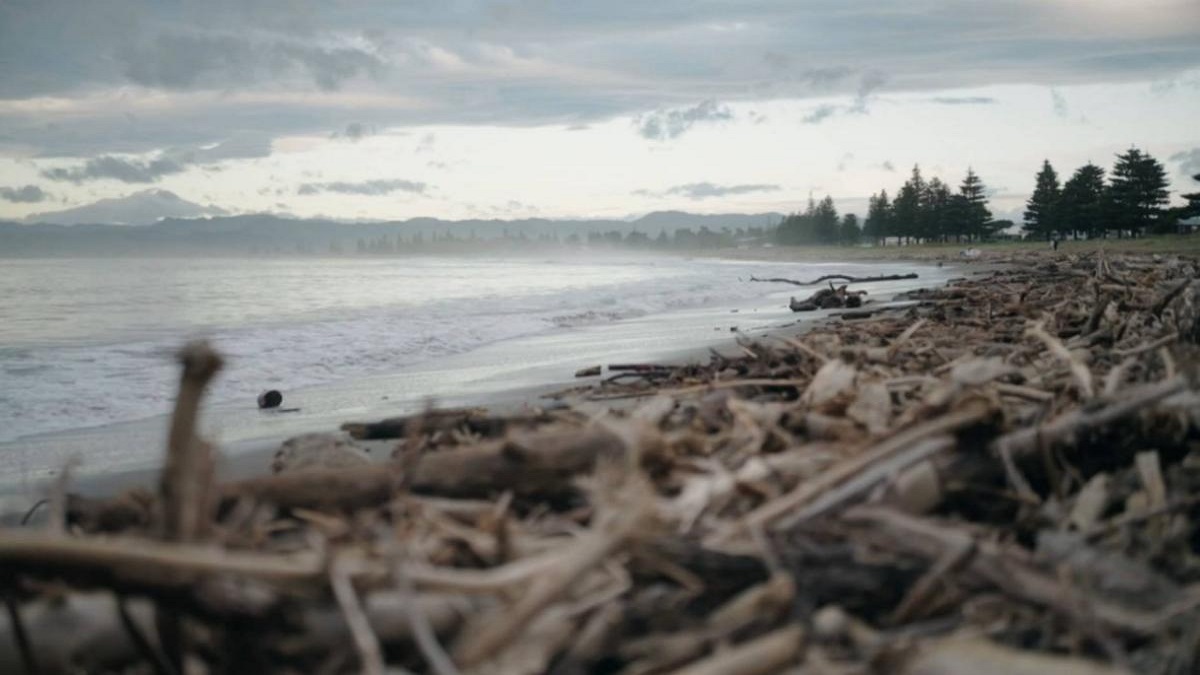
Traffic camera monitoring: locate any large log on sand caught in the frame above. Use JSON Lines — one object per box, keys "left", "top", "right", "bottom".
{"left": 222, "top": 426, "right": 626, "bottom": 510}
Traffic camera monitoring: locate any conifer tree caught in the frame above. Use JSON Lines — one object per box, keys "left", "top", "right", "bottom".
{"left": 891, "top": 165, "right": 925, "bottom": 245}
{"left": 1107, "top": 147, "right": 1170, "bottom": 236}
{"left": 864, "top": 190, "right": 891, "bottom": 245}
{"left": 1024, "top": 160, "right": 1061, "bottom": 239}
{"left": 958, "top": 168, "right": 992, "bottom": 241}
{"left": 839, "top": 213, "right": 861, "bottom": 244}
{"left": 1059, "top": 163, "right": 1106, "bottom": 238}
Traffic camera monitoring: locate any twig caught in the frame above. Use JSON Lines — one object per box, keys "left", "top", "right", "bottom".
{"left": 393, "top": 560, "right": 461, "bottom": 675}
{"left": 661, "top": 624, "right": 805, "bottom": 675}
{"left": 888, "top": 318, "right": 927, "bottom": 359}
{"left": 452, "top": 475, "right": 653, "bottom": 667}
{"left": 1151, "top": 278, "right": 1193, "bottom": 317}
{"left": 157, "top": 341, "right": 222, "bottom": 671}
{"left": 1112, "top": 332, "right": 1178, "bottom": 357}
{"left": 330, "top": 555, "right": 385, "bottom": 675}
{"left": 160, "top": 340, "right": 223, "bottom": 542}
{"left": 773, "top": 435, "right": 955, "bottom": 530}
{"left": 1027, "top": 320, "right": 1094, "bottom": 398}
{"left": 3, "top": 596, "right": 39, "bottom": 675}
{"left": 117, "top": 596, "right": 178, "bottom": 675}
{"left": 846, "top": 506, "right": 1196, "bottom": 636}
{"left": 992, "top": 375, "right": 1188, "bottom": 459}
{"left": 47, "top": 456, "right": 81, "bottom": 535}
{"left": 724, "top": 399, "right": 993, "bottom": 539}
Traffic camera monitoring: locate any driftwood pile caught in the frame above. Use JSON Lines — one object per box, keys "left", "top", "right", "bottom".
{"left": 3, "top": 251, "right": 1200, "bottom": 675}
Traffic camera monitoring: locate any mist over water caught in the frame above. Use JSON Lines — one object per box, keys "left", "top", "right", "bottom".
{"left": 0, "top": 254, "right": 880, "bottom": 443}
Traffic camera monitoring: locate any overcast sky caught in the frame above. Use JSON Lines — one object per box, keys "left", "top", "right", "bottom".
{"left": 1, "top": 0, "right": 1198, "bottom": 223}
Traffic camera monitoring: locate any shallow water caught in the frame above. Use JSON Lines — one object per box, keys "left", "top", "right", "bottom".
{"left": 0, "top": 254, "right": 948, "bottom": 485}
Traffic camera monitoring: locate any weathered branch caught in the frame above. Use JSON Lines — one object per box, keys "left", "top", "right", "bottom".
{"left": 751, "top": 272, "right": 918, "bottom": 286}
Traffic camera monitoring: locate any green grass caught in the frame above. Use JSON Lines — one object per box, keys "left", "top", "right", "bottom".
{"left": 709, "top": 234, "right": 1200, "bottom": 263}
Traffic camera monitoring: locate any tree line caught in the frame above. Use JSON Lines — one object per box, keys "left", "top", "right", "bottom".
{"left": 339, "top": 224, "right": 775, "bottom": 255}
{"left": 776, "top": 145, "right": 1186, "bottom": 247}
{"left": 781, "top": 166, "right": 1004, "bottom": 246}
{"left": 1023, "top": 147, "right": 1174, "bottom": 239}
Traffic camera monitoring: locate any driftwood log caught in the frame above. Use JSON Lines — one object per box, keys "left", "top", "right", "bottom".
{"left": 751, "top": 272, "right": 918, "bottom": 286}
{"left": 789, "top": 283, "right": 867, "bottom": 311}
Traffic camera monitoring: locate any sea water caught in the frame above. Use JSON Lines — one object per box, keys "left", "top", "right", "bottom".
{"left": 0, "top": 254, "right": 942, "bottom": 481}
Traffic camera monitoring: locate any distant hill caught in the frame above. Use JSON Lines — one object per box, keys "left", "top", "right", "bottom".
{"left": 1, "top": 209, "right": 785, "bottom": 256}
{"left": 24, "top": 189, "right": 227, "bottom": 226}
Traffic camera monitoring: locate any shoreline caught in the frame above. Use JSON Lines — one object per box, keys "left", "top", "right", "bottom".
{"left": 0, "top": 255, "right": 959, "bottom": 508}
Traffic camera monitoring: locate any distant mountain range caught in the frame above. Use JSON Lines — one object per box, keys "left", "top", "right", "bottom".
{"left": 24, "top": 189, "right": 228, "bottom": 226}
{"left": 2, "top": 191, "right": 783, "bottom": 256}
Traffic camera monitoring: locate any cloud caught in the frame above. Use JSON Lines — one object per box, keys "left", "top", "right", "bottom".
{"left": 118, "top": 32, "right": 384, "bottom": 91}
{"left": 801, "top": 71, "right": 888, "bottom": 124}
{"left": 332, "top": 122, "right": 376, "bottom": 141}
{"left": 930, "top": 96, "right": 997, "bottom": 105}
{"left": 637, "top": 100, "right": 733, "bottom": 140}
{"left": 0, "top": 185, "right": 49, "bottom": 203}
{"left": 1172, "top": 148, "right": 1200, "bottom": 177}
{"left": 1051, "top": 88, "right": 1069, "bottom": 117}
{"left": 41, "top": 155, "right": 186, "bottom": 184}
{"left": 0, "top": 1, "right": 1198, "bottom": 159}
{"left": 637, "top": 182, "right": 780, "bottom": 200}
{"left": 802, "top": 104, "right": 839, "bottom": 125}
{"left": 852, "top": 71, "right": 888, "bottom": 112}
{"left": 39, "top": 133, "right": 274, "bottom": 183}
{"left": 297, "top": 179, "right": 428, "bottom": 196}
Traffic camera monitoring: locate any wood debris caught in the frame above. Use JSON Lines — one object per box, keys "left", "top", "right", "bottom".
{"left": 2, "top": 249, "right": 1199, "bottom": 674}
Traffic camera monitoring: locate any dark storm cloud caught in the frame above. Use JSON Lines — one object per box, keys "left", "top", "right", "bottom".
{"left": 0, "top": 1, "right": 1198, "bottom": 156}
{"left": 930, "top": 96, "right": 997, "bottom": 105}
{"left": 637, "top": 182, "right": 780, "bottom": 200}
{"left": 0, "top": 185, "right": 49, "bottom": 203}
{"left": 637, "top": 100, "right": 734, "bottom": 140}
{"left": 296, "top": 179, "right": 428, "bottom": 196}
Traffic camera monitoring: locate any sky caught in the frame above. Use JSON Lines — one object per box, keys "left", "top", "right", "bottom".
{"left": 0, "top": 0, "right": 1198, "bottom": 223}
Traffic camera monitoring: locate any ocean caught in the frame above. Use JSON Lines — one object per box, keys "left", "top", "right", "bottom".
{"left": 0, "top": 254, "right": 944, "bottom": 484}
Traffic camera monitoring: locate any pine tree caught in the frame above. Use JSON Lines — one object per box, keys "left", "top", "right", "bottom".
{"left": 1107, "top": 147, "right": 1170, "bottom": 236}
{"left": 839, "top": 213, "right": 861, "bottom": 244}
{"left": 891, "top": 166, "right": 925, "bottom": 245}
{"left": 958, "top": 168, "right": 992, "bottom": 241}
{"left": 1024, "top": 160, "right": 1061, "bottom": 240}
{"left": 1059, "top": 163, "right": 1106, "bottom": 238}
{"left": 864, "top": 190, "right": 891, "bottom": 245}
{"left": 921, "top": 178, "right": 952, "bottom": 242}
{"left": 814, "top": 196, "right": 840, "bottom": 243}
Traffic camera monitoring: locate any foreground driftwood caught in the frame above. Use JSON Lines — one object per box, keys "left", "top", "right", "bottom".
{"left": 2, "top": 249, "right": 1199, "bottom": 674}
